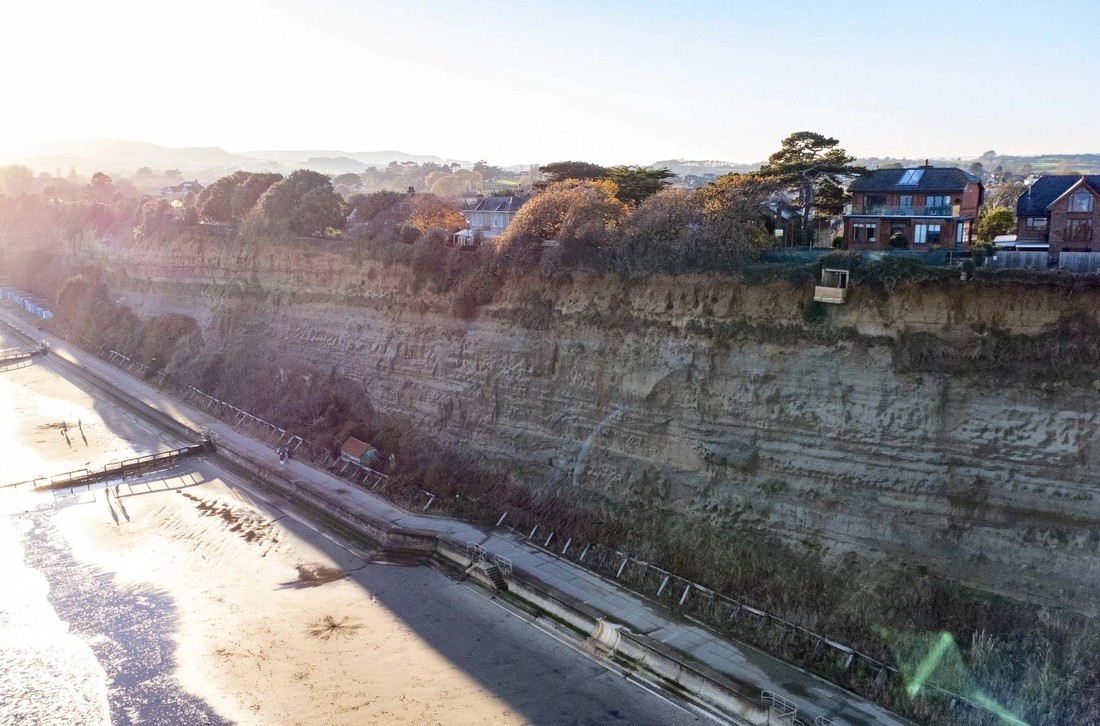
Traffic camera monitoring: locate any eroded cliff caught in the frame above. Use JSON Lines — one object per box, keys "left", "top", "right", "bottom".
{"left": 71, "top": 237, "right": 1100, "bottom": 613}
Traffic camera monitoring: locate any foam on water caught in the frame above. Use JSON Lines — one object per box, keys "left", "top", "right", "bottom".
{"left": 0, "top": 517, "right": 111, "bottom": 725}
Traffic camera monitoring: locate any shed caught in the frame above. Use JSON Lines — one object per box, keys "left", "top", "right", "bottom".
{"left": 813, "top": 268, "right": 849, "bottom": 304}
{"left": 340, "top": 436, "right": 380, "bottom": 467}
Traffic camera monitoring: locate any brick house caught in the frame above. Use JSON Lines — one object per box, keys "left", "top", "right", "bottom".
{"left": 842, "top": 167, "right": 982, "bottom": 250}
{"left": 1015, "top": 175, "right": 1100, "bottom": 254}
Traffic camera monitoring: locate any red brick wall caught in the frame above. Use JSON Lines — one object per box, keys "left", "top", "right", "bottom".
{"left": 843, "top": 218, "right": 963, "bottom": 249}
{"left": 1047, "top": 202, "right": 1100, "bottom": 253}
{"left": 1016, "top": 216, "right": 1047, "bottom": 241}
{"left": 960, "top": 182, "right": 982, "bottom": 216}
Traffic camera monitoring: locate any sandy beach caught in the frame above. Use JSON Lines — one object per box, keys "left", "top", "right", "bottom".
{"left": 51, "top": 468, "right": 530, "bottom": 726}
{"left": 0, "top": 354, "right": 171, "bottom": 485}
{"left": 1, "top": 337, "right": 699, "bottom": 726}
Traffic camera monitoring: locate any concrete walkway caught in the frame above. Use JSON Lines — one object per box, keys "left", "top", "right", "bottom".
{"left": 7, "top": 309, "right": 911, "bottom": 726}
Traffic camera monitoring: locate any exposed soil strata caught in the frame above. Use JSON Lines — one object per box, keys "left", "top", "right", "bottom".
{"left": 53, "top": 238, "right": 1100, "bottom": 615}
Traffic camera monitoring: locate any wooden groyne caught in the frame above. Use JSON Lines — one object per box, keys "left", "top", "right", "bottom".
{"left": 2, "top": 441, "right": 215, "bottom": 492}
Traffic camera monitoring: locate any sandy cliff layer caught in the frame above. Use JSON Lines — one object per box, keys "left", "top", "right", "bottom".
{"left": 68, "top": 238, "right": 1100, "bottom": 612}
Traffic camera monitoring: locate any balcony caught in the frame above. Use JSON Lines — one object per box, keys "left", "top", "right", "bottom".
{"left": 844, "top": 204, "right": 959, "bottom": 217}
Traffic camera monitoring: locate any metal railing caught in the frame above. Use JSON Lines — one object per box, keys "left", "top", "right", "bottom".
{"left": 2, "top": 443, "right": 210, "bottom": 491}
{"left": 845, "top": 204, "right": 957, "bottom": 217}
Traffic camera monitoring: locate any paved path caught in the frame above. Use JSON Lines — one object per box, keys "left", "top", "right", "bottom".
{"left": 7, "top": 309, "right": 911, "bottom": 726}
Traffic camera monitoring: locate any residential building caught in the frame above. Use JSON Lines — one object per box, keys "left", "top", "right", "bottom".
{"left": 158, "top": 180, "right": 205, "bottom": 199}
{"left": 1015, "top": 175, "right": 1100, "bottom": 254}
{"left": 842, "top": 167, "right": 982, "bottom": 250}
{"left": 453, "top": 194, "right": 528, "bottom": 247}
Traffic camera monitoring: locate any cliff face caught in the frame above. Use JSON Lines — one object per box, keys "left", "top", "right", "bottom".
{"left": 72, "top": 238, "right": 1100, "bottom": 612}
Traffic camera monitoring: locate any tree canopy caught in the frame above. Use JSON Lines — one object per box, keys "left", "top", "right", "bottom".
{"left": 605, "top": 165, "right": 676, "bottom": 206}
{"left": 756, "top": 132, "right": 864, "bottom": 240}
{"left": 245, "top": 170, "right": 345, "bottom": 238}
{"left": 537, "top": 161, "right": 609, "bottom": 186}
{"left": 976, "top": 207, "right": 1016, "bottom": 244}
{"left": 0, "top": 165, "right": 34, "bottom": 197}
{"left": 198, "top": 171, "right": 283, "bottom": 223}
{"left": 695, "top": 174, "right": 775, "bottom": 268}
{"left": 758, "top": 131, "right": 863, "bottom": 182}
{"left": 495, "top": 179, "right": 625, "bottom": 264}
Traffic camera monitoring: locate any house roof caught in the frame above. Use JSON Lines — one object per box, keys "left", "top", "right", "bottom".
{"left": 1016, "top": 175, "right": 1100, "bottom": 217}
{"left": 465, "top": 195, "right": 528, "bottom": 213}
{"left": 32, "top": 177, "right": 79, "bottom": 190}
{"left": 849, "top": 167, "right": 980, "bottom": 193}
{"left": 340, "top": 436, "right": 371, "bottom": 459}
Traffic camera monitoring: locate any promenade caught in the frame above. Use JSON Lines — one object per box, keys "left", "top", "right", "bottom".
{"left": 1, "top": 307, "right": 911, "bottom": 726}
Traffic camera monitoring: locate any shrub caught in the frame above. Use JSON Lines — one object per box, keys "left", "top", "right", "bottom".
{"left": 451, "top": 266, "right": 502, "bottom": 320}
{"left": 802, "top": 300, "right": 828, "bottom": 325}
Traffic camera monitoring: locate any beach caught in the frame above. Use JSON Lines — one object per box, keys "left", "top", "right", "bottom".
{"left": 0, "top": 332, "right": 700, "bottom": 726}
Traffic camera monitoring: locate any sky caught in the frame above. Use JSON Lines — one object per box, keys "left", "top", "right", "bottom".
{"left": 2, "top": 0, "right": 1098, "bottom": 166}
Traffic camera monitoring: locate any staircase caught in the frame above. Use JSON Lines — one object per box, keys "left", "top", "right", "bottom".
{"left": 482, "top": 562, "right": 508, "bottom": 591}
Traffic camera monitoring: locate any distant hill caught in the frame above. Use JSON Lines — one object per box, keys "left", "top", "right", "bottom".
{"left": 7, "top": 139, "right": 1100, "bottom": 184}
{"left": 243, "top": 149, "right": 471, "bottom": 168}
{"left": 651, "top": 159, "right": 762, "bottom": 176}
{"left": 3, "top": 139, "right": 473, "bottom": 182}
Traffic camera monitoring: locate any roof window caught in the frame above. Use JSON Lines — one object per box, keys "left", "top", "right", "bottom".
{"left": 898, "top": 169, "right": 924, "bottom": 185}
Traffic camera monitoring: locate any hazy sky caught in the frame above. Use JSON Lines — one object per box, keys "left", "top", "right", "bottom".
{"left": 3, "top": 0, "right": 1097, "bottom": 165}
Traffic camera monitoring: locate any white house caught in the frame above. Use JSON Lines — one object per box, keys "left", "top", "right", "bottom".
{"left": 453, "top": 194, "right": 528, "bottom": 248}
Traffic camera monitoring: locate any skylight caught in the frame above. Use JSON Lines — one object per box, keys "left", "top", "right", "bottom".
{"left": 898, "top": 169, "right": 924, "bottom": 185}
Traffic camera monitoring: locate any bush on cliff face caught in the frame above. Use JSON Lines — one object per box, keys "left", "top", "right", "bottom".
{"left": 451, "top": 265, "right": 503, "bottom": 320}
{"left": 55, "top": 274, "right": 142, "bottom": 355}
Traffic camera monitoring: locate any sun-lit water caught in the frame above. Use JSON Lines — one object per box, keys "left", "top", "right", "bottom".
{"left": 0, "top": 515, "right": 111, "bottom": 725}
{"left": 0, "top": 344, "right": 226, "bottom": 725}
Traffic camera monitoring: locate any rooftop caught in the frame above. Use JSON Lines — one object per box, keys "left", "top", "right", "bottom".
{"left": 465, "top": 195, "right": 528, "bottom": 213}
{"left": 1016, "top": 175, "right": 1100, "bottom": 217}
{"left": 849, "top": 167, "right": 980, "bottom": 193}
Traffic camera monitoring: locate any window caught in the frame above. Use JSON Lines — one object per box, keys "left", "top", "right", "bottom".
{"left": 1066, "top": 219, "right": 1093, "bottom": 242}
{"left": 954, "top": 221, "right": 972, "bottom": 245}
{"left": 899, "top": 195, "right": 914, "bottom": 210}
{"left": 1068, "top": 189, "right": 1094, "bottom": 213}
{"left": 914, "top": 223, "right": 942, "bottom": 245}
{"left": 925, "top": 195, "right": 950, "bottom": 214}
{"left": 863, "top": 194, "right": 886, "bottom": 213}
{"left": 898, "top": 169, "right": 925, "bottom": 185}
{"left": 1025, "top": 216, "right": 1048, "bottom": 231}
{"left": 852, "top": 223, "right": 877, "bottom": 243}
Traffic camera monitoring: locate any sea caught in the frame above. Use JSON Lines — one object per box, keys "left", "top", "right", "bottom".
{"left": 0, "top": 352, "right": 228, "bottom": 725}
{"left": 0, "top": 501, "right": 229, "bottom": 725}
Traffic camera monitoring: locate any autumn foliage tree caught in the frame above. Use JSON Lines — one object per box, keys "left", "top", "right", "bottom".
{"left": 495, "top": 179, "right": 626, "bottom": 267}
{"left": 695, "top": 174, "right": 776, "bottom": 270}
{"left": 618, "top": 188, "right": 705, "bottom": 275}
{"left": 406, "top": 193, "right": 465, "bottom": 232}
